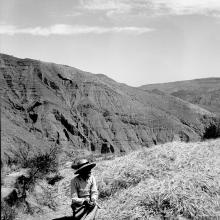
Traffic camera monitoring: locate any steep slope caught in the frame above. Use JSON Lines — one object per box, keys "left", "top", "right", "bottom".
{"left": 1, "top": 54, "right": 220, "bottom": 164}
{"left": 140, "top": 78, "right": 220, "bottom": 115}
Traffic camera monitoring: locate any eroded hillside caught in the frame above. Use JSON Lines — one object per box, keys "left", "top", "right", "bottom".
{"left": 1, "top": 54, "right": 220, "bottom": 164}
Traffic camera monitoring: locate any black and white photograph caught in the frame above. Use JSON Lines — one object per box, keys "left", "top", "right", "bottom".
{"left": 1, "top": 0, "right": 220, "bottom": 219}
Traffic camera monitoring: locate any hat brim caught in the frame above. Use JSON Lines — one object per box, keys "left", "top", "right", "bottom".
{"left": 74, "top": 163, "right": 96, "bottom": 175}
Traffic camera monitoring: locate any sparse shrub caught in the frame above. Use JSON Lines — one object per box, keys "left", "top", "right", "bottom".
{"left": 6, "top": 144, "right": 60, "bottom": 186}
{"left": 1, "top": 200, "right": 16, "bottom": 220}
{"left": 5, "top": 141, "right": 60, "bottom": 177}
{"left": 2, "top": 144, "right": 60, "bottom": 220}
{"left": 203, "top": 122, "right": 220, "bottom": 139}
{"left": 4, "top": 140, "right": 32, "bottom": 168}
{"left": 27, "top": 147, "right": 59, "bottom": 180}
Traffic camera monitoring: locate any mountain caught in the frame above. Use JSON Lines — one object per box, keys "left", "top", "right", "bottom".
{"left": 139, "top": 78, "right": 220, "bottom": 116}
{"left": 1, "top": 54, "right": 220, "bottom": 164}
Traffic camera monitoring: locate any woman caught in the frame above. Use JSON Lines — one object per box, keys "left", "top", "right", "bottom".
{"left": 70, "top": 159, "right": 99, "bottom": 220}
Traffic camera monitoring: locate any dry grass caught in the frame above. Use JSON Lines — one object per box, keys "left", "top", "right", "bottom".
{"left": 94, "top": 139, "right": 220, "bottom": 219}
{"left": 7, "top": 139, "right": 220, "bottom": 220}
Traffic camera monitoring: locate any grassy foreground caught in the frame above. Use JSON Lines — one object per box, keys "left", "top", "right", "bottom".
{"left": 12, "top": 139, "right": 220, "bottom": 220}
{"left": 95, "top": 139, "right": 220, "bottom": 219}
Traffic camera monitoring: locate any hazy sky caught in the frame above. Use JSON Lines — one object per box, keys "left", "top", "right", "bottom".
{"left": 0, "top": 0, "right": 220, "bottom": 86}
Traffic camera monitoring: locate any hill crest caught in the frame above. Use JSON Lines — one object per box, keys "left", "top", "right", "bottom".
{"left": 140, "top": 77, "right": 220, "bottom": 116}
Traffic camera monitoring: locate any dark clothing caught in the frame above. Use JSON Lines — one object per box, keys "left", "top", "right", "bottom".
{"left": 71, "top": 203, "right": 99, "bottom": 220}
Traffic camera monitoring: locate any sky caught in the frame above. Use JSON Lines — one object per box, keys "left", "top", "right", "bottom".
{"left": 0, "top": 0, "right": 220, "bottom": 87}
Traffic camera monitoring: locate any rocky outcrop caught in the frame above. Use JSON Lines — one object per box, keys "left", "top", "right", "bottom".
{"left": 1, "top": 53, "right": 220, "bottom": 165}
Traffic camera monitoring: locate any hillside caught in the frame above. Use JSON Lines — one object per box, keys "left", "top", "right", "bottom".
{"left": 1, "top": 54, "right": 220, "bottom": 165}
{"left": 10, "top": 138, "right": 220, "bottom": 220}
{"left": 140, "top": 78, "right": 220, "bottom": 116}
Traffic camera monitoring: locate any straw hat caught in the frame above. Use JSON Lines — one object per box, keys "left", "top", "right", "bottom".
{"left": 71, "top": 159, "right": 96, "bottom": 175}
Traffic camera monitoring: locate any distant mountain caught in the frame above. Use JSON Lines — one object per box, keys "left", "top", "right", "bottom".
{"left": 140, "top": 78, "right": 220, "bottom": 116}
{"left": 1, "top": 54, "right": 220, "bottom": 163}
